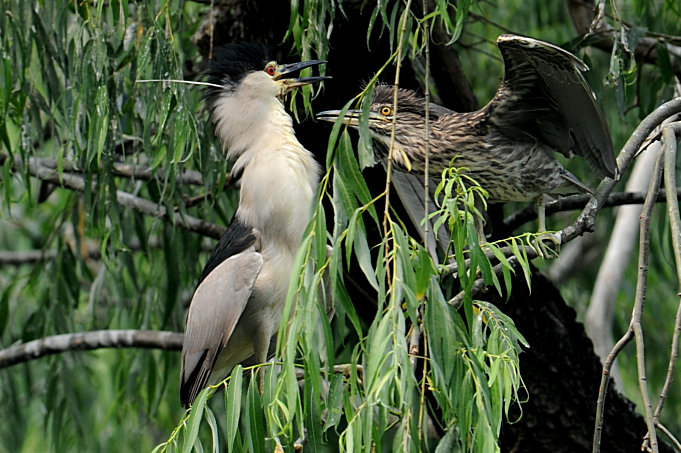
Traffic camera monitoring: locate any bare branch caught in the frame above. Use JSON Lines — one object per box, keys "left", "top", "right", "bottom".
{"left": 563, "top": 98, "right": 681, "bottom": 244}
{"left": 592, "top": 149, "right": 665, "bottom": 453}
{"left": 656, "top": 423, "right": 681, "bottom": 451}
{"left": 28, "top": 156, "right": 210, "bottom": 187}
{"left": 22, "top": 158, "right": 225, "bottom": 239}
{"left": 586, "top": 143, "right": 660, "bottom": 384}
{"left": 503, "top": 188, "right": 681, "bottom": 231}
{"left": 0, "top": 249, "right": 62, "bottom": 265}
{"left": 642, "top": 124, "right": 681, "bottom": 451}
{"left": 0, "top": 330, "right": 184, "bottom": 369}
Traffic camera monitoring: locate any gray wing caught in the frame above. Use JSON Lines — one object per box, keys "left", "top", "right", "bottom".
{"left": 180, "top": 251, "right": 263, "bottom": 407}
{"left": 491, "top": 34, "right": 617, "bottom": 179}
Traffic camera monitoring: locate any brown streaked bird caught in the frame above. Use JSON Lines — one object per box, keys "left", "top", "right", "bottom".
{"left": 317, "top": 34, "right": 618, "bottom": 240}
{"left": 179, "top": 43, "right": 329, "bottom": 408}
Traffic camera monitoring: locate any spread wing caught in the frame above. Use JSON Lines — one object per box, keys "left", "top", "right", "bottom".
{"left": 490, "top": 34, "right": 617, "bottom": 179}
{"left": 179, "top": 218, "right": 262, "bottom": 407}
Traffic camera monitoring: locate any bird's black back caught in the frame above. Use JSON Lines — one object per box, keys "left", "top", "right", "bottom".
{"left": 197, "top": 216, "right": 257, "bottom": 287}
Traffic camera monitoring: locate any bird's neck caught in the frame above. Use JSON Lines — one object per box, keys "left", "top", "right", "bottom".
{"left": 225, "top": 102, "right": 320, "bottom": 253}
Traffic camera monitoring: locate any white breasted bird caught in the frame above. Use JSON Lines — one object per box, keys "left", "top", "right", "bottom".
{"left": 180, "top": 43, "right": 328, "bottom": 407}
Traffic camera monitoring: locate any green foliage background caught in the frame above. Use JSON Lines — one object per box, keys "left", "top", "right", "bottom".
{"left": 1, "top": 0, "right": 679, "bottom": 452}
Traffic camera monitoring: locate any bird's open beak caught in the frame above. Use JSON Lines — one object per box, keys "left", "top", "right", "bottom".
{"left": 275, "top": 60, "right": 331, "bottom": 94}
{"left": 316, "top": 109, "right": 384, "bottom": 127}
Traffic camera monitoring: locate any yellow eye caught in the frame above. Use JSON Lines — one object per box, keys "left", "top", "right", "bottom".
{"left": 380, "top": 106, "right": 392, "bottom": 116}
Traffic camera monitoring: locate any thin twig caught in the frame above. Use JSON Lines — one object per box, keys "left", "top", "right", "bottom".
{"left": 11, "top": 154, "right": 211, "bottom": 187}
{"left": 294, "top": 364, "right": 364, "bottom": 382}
{"left": 382, "top": 0, "right": 413, "bottom": 278}
{"left": 0, "top": 330, "right": 184, "bottom": 368}
{"left": 418, "top": 4, "right": 431, "bottom": 443}
{"left": 642, "top": 123, "right": 681, "bottom": 451}
{"left": 586, "top": 143, "right": 660, "bottom": 385}
{"left": 592, "top": 150, "right": 665, "bottom": 453}
{"left": 422, "top": 3, "right": 431, "bottom": 253}
{"left": 656, "top": 423, "right": 681, "bottom": 451}
{"left": 447, "top": 255, "right": 522, "bottom": 308}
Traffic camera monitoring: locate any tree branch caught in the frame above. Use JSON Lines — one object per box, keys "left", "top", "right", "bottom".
{"left": 21, "top": 157, "right": 226, "bottom": 239}
{"left": 0, "top": 330, "right": 184, "bottom": 369}
{"left": 643, "top": 123, "right": 681, "bottom": 451}
{"left": 585, "top": 143, "right": 659, "bottom": 387}
{"left": 592, "top": 147, "right": 665, "bottom": 453}
{"left": 0, "top": 236, "right": 216, "bottom": 266}
{"left": 503, "top": 188, "right": 681, "bottom": 231}
{"left": 562, "top": 98, "right": 681, "bottom": 244}
{"left": 24, "top": 155, "right": 211, "bottom": 187}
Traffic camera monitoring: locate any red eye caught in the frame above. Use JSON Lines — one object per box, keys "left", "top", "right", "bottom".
{"left": 265, "top": 64, "right": 276, "bottom": 76}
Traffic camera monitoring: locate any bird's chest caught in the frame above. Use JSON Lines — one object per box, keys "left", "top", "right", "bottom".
{"left": 237, "top": 152, "right": 318, "bottom": 247}
{"left": 433, "top": 139, "right": 567, "bottom": 202}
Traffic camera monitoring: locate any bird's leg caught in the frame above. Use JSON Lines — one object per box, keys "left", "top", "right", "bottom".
{"left": 254, "top": 337, "right": 268, "bottom": 394}
{"left": 532, "top": 194, "right": 560, "bottom": 258}
{"left": 536, "top": 195, "right": 547, "bottom": 234}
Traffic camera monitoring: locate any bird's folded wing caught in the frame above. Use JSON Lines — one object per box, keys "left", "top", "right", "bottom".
{"left": 180, "top": 251, "right": 263, "bottom": 406}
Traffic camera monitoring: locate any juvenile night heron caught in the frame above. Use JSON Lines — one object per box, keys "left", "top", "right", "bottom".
{"left": 180, "top": 43, "right": 328, "bottom": 407}
{"left": 318, "top": 34, "right": 617, "bottom": 240}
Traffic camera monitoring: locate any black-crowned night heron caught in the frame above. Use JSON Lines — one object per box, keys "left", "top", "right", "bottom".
{"left": 180, "top": 43, "right": 328, "bottom": 407}
{"left": 318, "top": 34, "right": 618, "bottom": 241}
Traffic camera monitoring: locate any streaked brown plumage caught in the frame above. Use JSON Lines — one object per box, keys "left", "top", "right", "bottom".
{"left": 318, "top": 34, "right": 618, "bottom": 234}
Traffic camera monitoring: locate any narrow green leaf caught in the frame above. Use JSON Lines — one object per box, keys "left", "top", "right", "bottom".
{"left": 182, "top": 388, "right": 209, "bottom": 452}
{"left": 337, "top": 131, "right": 379, "bottom": 226}
{"left": 353, "top": 223, "right": 379, "bottom": 290}
{"left": 357, "top": 84, "right": 375, "bottom": 169}
{"left": 245, "top": 373, "right": 266, "bottom": 453}
{"left": 204, "top": 406, "right": 219, "bottom": 453}
{"left": 323, "top": 374, "right": 345, "bottom": 432}
{"left": 325, "top": 99, "right": 354, "bottom": 168}
{"left": 225, "top": 365, "right": 243, "bottom": 452}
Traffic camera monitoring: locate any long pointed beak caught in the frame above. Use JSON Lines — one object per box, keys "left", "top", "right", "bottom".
{"left": 276, "top": 60, "right": 331, "bottom": 93}
{"left": 316, "top": 109, "right": 384, "bottom": 127}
